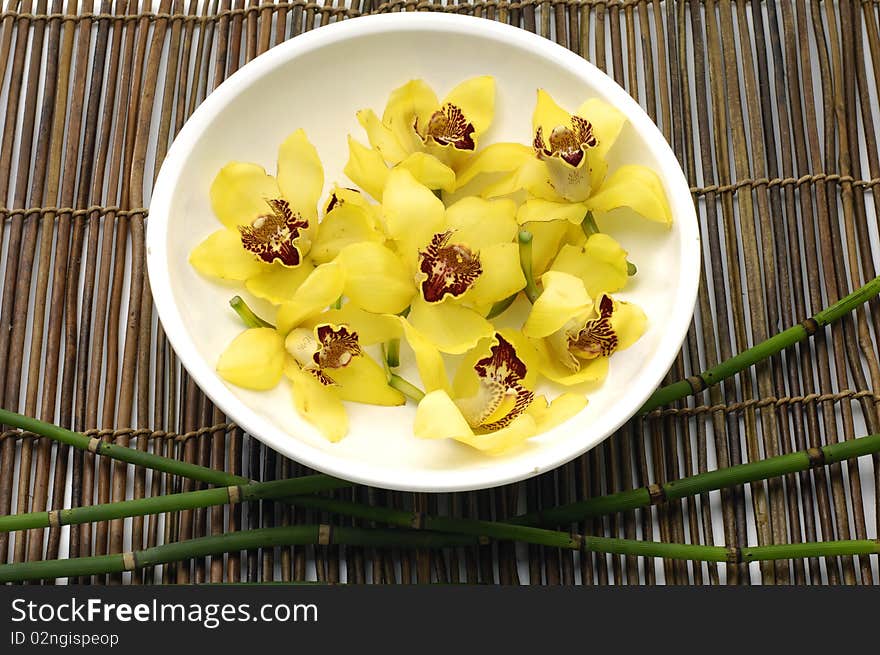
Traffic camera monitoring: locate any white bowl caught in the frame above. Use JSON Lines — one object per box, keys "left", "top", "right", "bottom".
{"left": 147, "top": 13, "right": 700, "bottom": 492}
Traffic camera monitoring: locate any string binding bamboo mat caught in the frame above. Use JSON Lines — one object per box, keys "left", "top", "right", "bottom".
{"left": 0, "top": 0, "right": 878, "bottom": 585}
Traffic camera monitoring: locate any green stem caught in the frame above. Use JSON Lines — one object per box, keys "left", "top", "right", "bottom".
{"left": 0, "top": 408, "right": 348, "bottom": 491}
{"left": 285, "top": 496, "right": 880, "bottom": 565}
{"left": 331, "top": 295, "right": 343, "bottom": 310}
{"left": 388, "top": 374, "right": 425, "bottom": 402}
{"left": 0, "top": 526, "right": 478, "bottom": 583}
{"left": 518, "top": 229, "right": 540, "bottom": 303}
{"left": 641, "top": 274, "right": 880, "bottom": 413}
{"left": 386, "top": 338, "right": 401, "bottom": 368}
{"left": 487, "top": 293, "right": 517, "bottom": 319}
{"left": 0, "top": 475, "right": 344, "bottom": 534}
{"left": 229, "top": 295, "right": 274, "bottom": 329}
{"left": 511, "top": 432, "right": 880, "bottom": 526}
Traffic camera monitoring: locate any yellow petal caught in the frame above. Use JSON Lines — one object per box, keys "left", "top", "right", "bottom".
{"left": 587, "top": 165, "right": 673, "bottom": 226}
{"left": 276, "top": 262, "right": 345, "bottom": 334}
{"left": 516, "top": 198, "right": 589, "bottom": 225}
{"left": 397, "top": 152, "right": 456, "bottom": 192}
{"left": 575, "top": 97, "right": 626, "bottom": 161}
{"left": 533, "top": 89, "right": 573, "bottom": 137}
{"left": 311, "top": 305, "right": 402, "bottom": 346}
{"left": 444, "top": 197, "right": 517, "bottom": 250}
{"left": 408, "top": 297, "right": 494, "bottom": 355}
{"left": 526, "top": 393, "right": 588, "bottom": 433}
{"left": 609, "top": 296, "right": 647, "bottom": 351}
{"left": 451, "top": 329, "right": 539, "bottom": 400}
{"left": 524, "top": 220, "right": 570, "bottom": 276}
{"left": 326, "top": 355, "right": 405, "bottom": 406}
{"left": 336, "top": 241, "right": 416, "bottom": 314}
{"left": 287, "top": 364, "right": 348, "bottom": 442}
{"left": 245, "top": 260, "right": 315, "bottom": 305}
{"left": 482, "top": 157, "right": 561, "bottom": 202}
{"left": 383, "top": 79, "right": 439, "bottom": 155}
{"left": 453, "top": 142, "right": 533, "bottom": 191}
{"left": 454, "top": 414, "right": 537, "bottom": 455}
{"left": 276, "top": 129, "right": 323, "bottom": 222}
{"left": 382, "top": 168, "right": 446, "bottom": 268}
{"left": 549, "top": 234, "right": 628, "bottom": 297}
{"left": 344, "top": 136, "right": 389, "bottom": 202}
{"left": 209, "top": 162, "right": 281, "bottom": 229}
{"left": 414, "top": 389, "right": 474, "bottom": 440}
{"left": 533, "top": 338, "right": 610, "bottom": 385}
{"left": 323, "top": 185, "right": 374, "bottom": 215}
{"left": 189, "top": 228, "right": 264, "bottom": 281}
{"left": 216, "top": 328, "right": 284, "bottom": 390}
{"left": 310, "top": 203, "right": 383, "bottom": 265}
{"left": 357, "top": 108, "right": 410, "bottom": 165}
{"left": 442, "top": 75, "right": 495, "bottom": 137}
{"left": 465, "top": 242, "right": 525, "bottom": 307}
{"left": 523, "top": 271, "right": 592, "bottom": 338}
{"left": 399, "top": 318, "right": 450, "bottom": 394}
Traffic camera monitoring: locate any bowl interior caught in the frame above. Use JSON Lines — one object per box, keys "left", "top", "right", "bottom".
{"left": 148, "top": 14, "right": 699, "bottom": 492}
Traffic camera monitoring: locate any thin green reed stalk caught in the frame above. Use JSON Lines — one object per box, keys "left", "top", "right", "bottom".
{"left": 0, "top": 526, "right": 480, "bottom": 583}
{"left": 640, "top": 274, "right": 880, "bottom": 413}
{"left": 0, "top": 408, "right": 349, "bottom": 491}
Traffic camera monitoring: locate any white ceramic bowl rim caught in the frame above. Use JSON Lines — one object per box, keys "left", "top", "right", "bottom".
{"left": 147, "top": 12, "right": 700, "bottom": 492}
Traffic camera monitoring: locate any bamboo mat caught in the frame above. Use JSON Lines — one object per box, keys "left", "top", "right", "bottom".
{"left": 0, "top": 0, "right": 878, "bottom": 585}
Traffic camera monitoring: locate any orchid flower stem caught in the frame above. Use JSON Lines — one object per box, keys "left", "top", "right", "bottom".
{"left": 229, "top": 295, "right": 274, "bottom": 329}
{"left": 518, "top": 229, "right": 541, "bottom": 303}
{"left": 487, "top": 293, "right": 517, "bottom": 319}
{"left": 581, "top": 211, "right": 637, "bottom": 276}
{"left": 388, "top": 374, "right": 426, "bottom": 402}
{"left": 641, "top": 274, "right": 880, "bottom": 413}
{"left": 331, "top": 296, "right": 343, "bottom": 310}
{"left": 386, "top": 339, "right": 401, "bottom": 368}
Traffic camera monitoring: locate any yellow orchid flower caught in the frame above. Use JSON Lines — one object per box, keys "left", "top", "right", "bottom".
{"left": 356, "top": 76, "right": 496, "bottom": 171}
{"left": 189, "top": 130, "right": 324, "bottom": 304}
{"left": 408, "top": 329, "right": 587, "bottom": 454}
{"left": 523, "top": 271, "right": 646, "bottom": 385}
{"left": 337, "top": 168, "right": 525, "bottom": 353}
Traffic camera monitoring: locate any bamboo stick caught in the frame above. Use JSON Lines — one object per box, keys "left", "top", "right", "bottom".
{"left": 641, "top": 275, "right": 880, "bottom": 413}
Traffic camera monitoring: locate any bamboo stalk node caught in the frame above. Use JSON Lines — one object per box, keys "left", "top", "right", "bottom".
{"left": 122, "top": 552, "right": 136, "bottom": 571}
{"left": 227, "top": 485, "right": 242, "bottom": 504}
{"left": 318, "top": 524, "right": 333, "bottom": 546}
{"left": 686, "top": 374, "right": 707, "bottom": 393}
{"left": 726, "top": 547, "right": 742, "bottom": 565}
{"left": 410, "top": 512, "right": 426, "bottom": 530}
{"left": 807, "top": 447, "right": 826, "bottom": 467}
{"left": 801, "top": 317, "right": 819, "bottom": 336}
{"left": 86, "top": 437, "right": 101, "bottom": 453}
{"left": 47, "top": 510, "right": 61, "bottom": 529}
{"left": 647, "top": 483, "right": 666, "bottom": 504}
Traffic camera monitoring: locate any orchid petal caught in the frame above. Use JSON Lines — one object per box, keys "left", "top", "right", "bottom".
{"left": 326, "top": 355, "right": 405, "bottom": 406}
{"left": 524, "top": 220, "right": 570, "bottom": 276}
{"left": 216, "top": 328, "right": 284, "bottom": 390}
{"left": 516, "top": 198, "right": 589, "bottom": 225}
{"left": 276, "top": 129, "right": 323, "bottom": 223}
{"left": 397, "top": 152, "right": 456, "bottom": 192}
{"left": 587, "top": 164, "right": 673, "bottom": 226}
{"left": 574, "top": 97, "right": 626, "bottom": 160}
{"left": 189, "top": 228, "right": 264, "bottom": 281}
{"left": 453, "top": 142, "right": 533, "bottom": 191}
{"left": 533, "top": 338, "right": 611, "bottom": 385}
{"left": 444, "top": 197, "right": 518, "bottom": 250}
{"left": 382, "top": 168, "right": 446, "bottom": 268}
{"left": 441, "top": 75, "right": 495, "bottom": 136}
{"left": 526, "top": 393, "right": 588, "bottom": 433}
{"left": 344, "top": 136, "right": 389, "bottom": 202}
{"left": 399, "top": 318, "right": 450, "bottom": 394}
{"left": 414, "top": 389, "right": 474, "bottom": 440}
{"left": 312, "top": 305, "right": 402, "bottom": 346}
{"left": 465, "top": 242, "right": 526, "bottom": 307}
{"left": 310, "top": 203, "right": 383, "bottom": 264}
{"left": 383, "top": 79, "right": 439, "bottom": 155}
{"left": 523, "top": 271, "right": 592, "bottom": 339}
{"left": 532, "top": 89, "right": 573, "bottom": 137}
{"left": 549, "top": 234, "right": 628, "bottom": 297}
{"left": 454, "top": 414, "right": 537, "bottom": 455}
{"left": 408, "top": 297, "right": 494, "bottom": 354}
{"left": 357, "top": 108, "right": 410, "bottom": 165}
{"left": 608, "top": 295, "right": 648, "bottom": 351}
{"left": 209, "top": 162, "right": 281, "bottom": 229}
{"left": 336, "top": 241, "right": 415, "bottom": 314}
{"left": 287, "top": 365, "right": 349, "bottom": 442}
{"left": 276, "top": 262, "right": 345, "bottom": 334}
{"left": 245, "top": 260, "right": 315, "bottom": 305}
